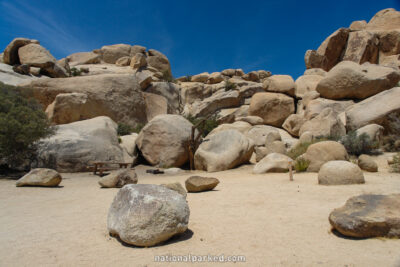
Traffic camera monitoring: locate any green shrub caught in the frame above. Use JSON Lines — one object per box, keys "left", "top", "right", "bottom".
{"left": 162, "top": 70, "right": 176, "bottom": 83}
{"left": 381, "top": 134, "right": 400, "bottom": 152}
{"left": 185, "top": 75, "right": 192, "bottom": 82}
{"left": 185, "top": 114, "right": 219, "bottom": 137}
{"left": 117, "top": 123, "right": 133, "bottom": 136}
{"left": 225, "top": 80, "right": 237, "bottom": 91}
{"left": 340, "top": 131, "right": 377, "bottom": 156}
{"left": 0, "top": 82, "right": 54, "bottom": 168}
{"left": 288, "top": 142, "right": 312, "bottom": 160}
{"left": 390, "top": 153, "right": 400, "bottom": 173}
{"left": 132, "top": 123, "right": 144, "bottom": 133}
{"left": 70, "top": 67, "right": 81, "bottom": 76}
{"left": 294, "top": 157, "right": 310, "bottom": 172}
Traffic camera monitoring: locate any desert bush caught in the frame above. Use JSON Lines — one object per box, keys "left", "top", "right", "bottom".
{"left": 225, "top": 80, "right": 237, "bottom": 91}
{"left": 132, "top": 123, "right": 144, "bottom": 133}
{"left": 381, "top": 134, "right": 400, "bottom": 152}
{"left": 390, "top": 153, "right": 400, "bottom": 173}
{"left": 117, "top": 123, "right": 132, "bottom": 136}
{"left": 0, "top": 82, "right": 54, "bottom": 168}
{"left": 162, "top": 70, "right": 176, "bottom": 83}
{"left": 294, "top": 157, "right": 310, "bottom": 172}
{"left": 185, "top": 114, "right": 219, "bottom": 137}
{"left": 340, "top": 131, "right": 377, "bottom": 156}
{"left": 288, "top": 142, "right": 312, "bottom": 160}
{"left": 70, "top": 67, "right": 81, "bottom": 76}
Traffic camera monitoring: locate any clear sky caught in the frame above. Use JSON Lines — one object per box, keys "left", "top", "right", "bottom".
{"left": 1, "top": 0, "right": 399, "bottom": 79}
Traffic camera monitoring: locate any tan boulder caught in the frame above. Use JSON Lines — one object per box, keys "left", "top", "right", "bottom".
{"left": 299, "top": 108, "right": 346, "bottom": 139}
{"left": 316, "top": 61, "right": 400, "bottom": 100}
{"left": 303, "top": 98, "right": 354, "bottom": 120}
{"left": 136, "top": 115, "right": 193, "bottom": 168}
{"left": 358, "top": 154, "right": 378, "bottom": 172}
{"left": 378, "top": 31, "right": 400, "bottom": 60}
{"left": 318, "top": 161, "right": 365, "bottom": 185}
{"left": 257, "top": 70, "right": 271, "bottom": 80}
{"left": 303, "top": 141, "right": 349, "bottom": 172}
{"left": 3, "top": 38, "right": 37, "bottom": 65}
{"left": 249, "top": 92, "right": 295, "bottom": 127}
{"left": 185, "top": 176, "right": 219, "bottom": 192}
{"left": 349, "top": 20, "right": 367, "bottom": 31}
{"left": 253, "top": 153, "right": 293, "bottom": 174}
{"left": 282, "top": 114, "right": 306, "bottom": 137}
{"left": 190, "top": 89, "right": 241, "bottom": 117}
{"left": 255, "top": 141, "right": 287, "bottom": 162}
{"left": 180, "top": 82, "right": 210, "bottom": 105}
{"left": 304, "top": 50, "right": 326, "bottom": 70}
{"left": 243, "top": 71, "right": 259, "bottom": 82}
{"left": 194, "top": 130, "right": 254, "bottom": 172}
{"left": 208, "top": 72, "right": 224, "bottom": 84}
{"left": 147, "top": 49, "right": 171, "bottom": 76}
{"left": 101, "top": 44, "right": 131, "bottom": 64}
{"left": 304, "top": 68, "right": 327, "bottom": 77}
{"left": 209, "top": 121, "right": 252, "bottom": 136}
{"left": 119, "top": 133, "right": 139, "bottom": 157}
{"left": 45, "top": 93, "right": 91, "bottom": 124}
{"left": 263, "top": 75, "right": 295, "bottom": 96}
{"left": 16, "top": 168, "right": 62, "bottom": 187}
{"left": 355, "top": 124, "right": 384, "bottom": 143}
{"left": 161, "top": 182, "right": 187, "bottom": 198}
{"left": 295, "top": 75, "right": 323, "bottom": 98}
{"left": 98, "top": 169, "right": 138, "bottom": 188}
{"left": 342, "top": 31, "right": 379, "bottom": 64}
{"left": 115, "top": 56, "right": 131, "bottom": 66}
{"left": 191, "top": 72, "right": 210, "bottom": 83}
{"left": 235, "top": 116, "right": 263, "bottom": 125}
{"left": 146, "top": 82, "right": 181, "bottom": 113}
{"left": 221, "top": 69, "right": 236, "bottom": 76}
{"left": 246, "top": 125, "right": 281, "bottom": 146}
{"left": 67, "top": 52, "right": 100, "bottom": 66}
{"left": 144, "top": 92, "right": 168, "bottom": 121}
{"left": 345, "top": 87, "right": 400, "bottom": 132}
{"left": 130, "top": 53, "right": 147, "bottom": 69}
{"left": 366, "top": 8, "right": 400, "bottom": 31}
{"left": 130, "top": 45, "right": 146, "bottom": 56}
{"left": 21, "top": 74, "right": 147, "bottom": 126}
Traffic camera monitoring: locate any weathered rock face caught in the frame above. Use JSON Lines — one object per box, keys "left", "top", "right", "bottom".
{"left": 67, "top": 52, "right": 100, "bottom": 66}
{"left": 0, "top": 63, "right": 38, "bottom": 86}
{"left": 263, "top": 75, "right": 295, "bottom": 96}
{"left": 146, "top": 82, "right": 181, "bottom": 113}
{"left": 303, "top": 141, "right": 349, "bottom": 172}
{"left": 305, "top": 28, "right": 350, "bottom": 71}
{"left": 16, "top": 168, "right": 62, "bottom": 187}
{"left": 136, "top": 115, "right": 193, "bottom": 168}
{"left": 107, "top": 184, "right": 189, "bottom": 247}
{"left": 235, "top": 116, "right": 263, "bottom": 125}
{"left": 208, "top": 72, "right": 224, "bottom": 84}
{"left": 2, "top": 38, "right": 38, "bottom": 65}
{"left": 282, "top": 114, "right": 307, "bottom": 137}
{"left": 130, "top": 53, "right": 146, "bottom": 69}
{"left": 209, "top": 121, "right": 252, "bottom": 136}
{"left": 318, "top": 161, "right": 365, "bottom": 185}
{"left": 299, "top": 108, "right": 346, "bottom": 138}
{"left": 378, "top": 31, "right": 400, "bottom": 60}
{"left": 21, "top": 74, "right": 147, "bottom": 126}
{"left": 98, "top": 169, "right": 138, "bottom": 188}
{"left": 329, "top": 194, "right": 400, "bottom": 238}
{"left": 358, "top": 154, "right": 378, "bottom": 172}
{"left": 350, "top": 20, "right": 367, "bottom": 31}
{"left": 190, "top": 89, "right": 241, "bottom": 117}
{"left": 161, "top": 182, "right": 187, "bottom": 198}
{"left": 316, "top": 61, "right": 400, "bottom": 100}
{"left": 34, "top": 116, "right": 127, "bottom": 172}
{"left": 143, "top": 92, "right": 168, "bottom": 121}
{"left": 248, "top": 92, "right": 294, "bottom": 127}
{"left": 253, "top": 153, "right": 293, "bottom": 174}
{"left": 185, "top": 176, "right": 220, "bottom": 192}
{"left": 304, "top": 68, "right": 327, "bottom": 77}
{"left": 101, "top": 44, "right": 131, "bottom": 64}
{"left": 345, "top": 87, "right": 400, "bottom": 133}
{"left": 255, "top": 141, "right": 287, "bottom": 162}
{"left": 194, "top": 130, "right": 254, "bottom": 172}
{"left": 342, "top": 31, "right": 379, "bottom": 64}
{"left": 302, "top": 98, "right": 354, "bottom": 120}
{"left": 245, "top": 125, "right": 280, "bottom": 146}
{"left": 115, "top": 56, "right": 131, "bottom": 67}
{"left": 18, "top": 44, "right": 55, "bottom": 68}
{"left": 180, "top": 82, "right": 210, "bottom": 105}
{"left": 45, "top": 93, "right": 90, "bottom": 124}
{"left": 355, "top": 124, "right": 384, "bottom": 143}
{"left": 366, "top": 8, "right": 400, "bottom": 31}
{"left": 295, "top": 75, "right": 323, "bottom": 98}
{"left": 147, "top": 49, "right": 172, "bottom": 76}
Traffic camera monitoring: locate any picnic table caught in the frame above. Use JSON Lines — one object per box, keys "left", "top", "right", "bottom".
{"left": 91, "top": 161, "right": 132, "bottom": 175}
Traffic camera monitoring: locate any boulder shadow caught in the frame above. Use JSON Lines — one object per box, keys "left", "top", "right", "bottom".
{"left": 17, "top": 185, "right": 64, "bottom": 188}
{"left": 112, "top": 228, "right": 194, "bottom": 249}
{"left": 187, "top": 189, "right": 220, "bottom": 194}
{"left": 331, "top": 228, "right": 368, "bottom": 240}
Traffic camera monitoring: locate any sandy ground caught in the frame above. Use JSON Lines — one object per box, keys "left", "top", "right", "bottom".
{"left": 1, "top": 154, "right": 400, "bottom": 267}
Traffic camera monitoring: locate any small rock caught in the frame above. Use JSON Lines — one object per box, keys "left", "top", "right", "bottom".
{"left": 318, "top": 161, "right": 365, "bottom": 185}
{"left": 358, "top": 154, "right": 378, "bottom": 172}
{"left": 98, "top": 169, "right": 138, "bottom": 188}
{"left": 185, "top": 176, "right": 220, "bottom": 192}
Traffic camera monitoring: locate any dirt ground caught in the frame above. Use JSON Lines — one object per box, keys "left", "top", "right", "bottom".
{"left": 1, "top": 154, "right": 400, "bottom": 267}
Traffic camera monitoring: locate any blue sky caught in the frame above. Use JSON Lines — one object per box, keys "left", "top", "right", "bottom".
{"left": 1, "top": 0, "right": 399, "bottom": 79}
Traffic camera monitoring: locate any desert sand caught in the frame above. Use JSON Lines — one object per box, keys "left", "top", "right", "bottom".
{"left": 1, "top": 155, "right": 400, "bottom": 267}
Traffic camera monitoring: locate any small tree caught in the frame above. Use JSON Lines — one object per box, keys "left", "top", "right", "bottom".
{"left": 0, "top": 82, "right": 54, "bottom": 169}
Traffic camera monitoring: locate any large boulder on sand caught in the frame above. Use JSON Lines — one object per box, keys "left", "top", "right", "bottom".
{"left": 329, "top": 194, "right": 400, "bottom": 238}
{"left": 299, "top": 108, "right": 346, "bottom": 138}
{"left": 302, "top": 141, "right": 349, "bottom": 172}
{"left": 136, "top": 115, "right": 193, "bottom": 168}
{"left": 316, "top": 61, "right": 400, "bottom": 100}
{"left": 98, "top": 169, "right": 138, "bottom": 188}
{"left": 249, "top": 92, "right": 294, "bottom": 127}
{"left": 194, "top": 130, "right": 254, "bottom": 172}
{"left": 16, "top": 168, "right": 62, "bottom": 187}
{"left": 34, "top": 116, "right": 128, "bottom": 172}
{"left": 253, "top": 153, "right": 293, "bottom": 174}
{"left": 107, "top": 184, "right": 189, "bottom": 247}
{"left": 345, "top": 87, "right": 400, "bottom": 133}
{"left": 21, "top": 74, "right": 147, "bottom": 126}
{"left": 318, "top": 161, "right": 365, "bottom": 185}
{"left": 185, "top": 176, "right": 220, "bottom": 192}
